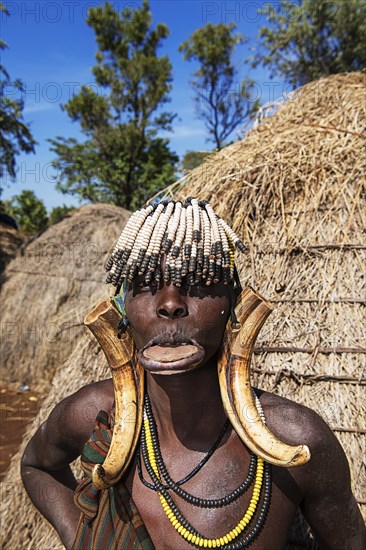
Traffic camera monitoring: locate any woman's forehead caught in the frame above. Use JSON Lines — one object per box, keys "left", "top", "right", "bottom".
{"left": 127, "top": 277, "right": 231, "bottom": 296}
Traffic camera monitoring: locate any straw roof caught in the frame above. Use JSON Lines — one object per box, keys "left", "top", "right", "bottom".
{"left": 0, "top": 72, "right": 364, "bottom": 549}
{"left": 0, "top": 203, "right": 129, "bottom": 385}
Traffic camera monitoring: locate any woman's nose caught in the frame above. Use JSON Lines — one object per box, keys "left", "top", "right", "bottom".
{"left": 156, "top": 285, "right": 188, "bottom": 320}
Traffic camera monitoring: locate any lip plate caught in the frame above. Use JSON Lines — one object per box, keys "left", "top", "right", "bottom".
{"left": 137, "top": 338, "right": 205, "bottom": 374}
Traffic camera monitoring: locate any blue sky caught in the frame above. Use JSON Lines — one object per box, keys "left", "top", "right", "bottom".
{"left": 1, "top": 0, "right": 288, "bottom": 210}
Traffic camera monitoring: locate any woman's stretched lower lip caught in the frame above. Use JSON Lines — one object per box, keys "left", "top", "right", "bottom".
{"left": 137, "top": 342, "right": 205, "bottom": 373}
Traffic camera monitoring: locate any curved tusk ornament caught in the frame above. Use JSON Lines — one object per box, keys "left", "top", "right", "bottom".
{"left": 218, "top": 287, "right": 311, "bottom": 467}
{"left": 84, "top": 300, "right": 144, "bottom": 489}
{"left": 85, "top": 286, "right": 310, "bottom": 492}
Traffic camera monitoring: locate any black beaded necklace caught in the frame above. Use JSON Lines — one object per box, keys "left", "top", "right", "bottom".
{"left": 137, "top": 413, "right": 231, "bottom": 492}
{"left": 139, "top": 393, "right": 257, "bottom": 508}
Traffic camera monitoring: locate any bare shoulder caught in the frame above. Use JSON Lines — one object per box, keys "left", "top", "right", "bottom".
{"left": 23, "top": 379, "right": 114, "bottom": 469}
{"left": 257, "top": 389, "right": 333, "bottom": 448}
{"left": 257, "top": 389, "right": 351, "bottom": 493}
{"left": 46, "top": 378, "right": 114, "bottom": 452}
{"left": 256, "top": 392, "right": 365, "bottom": 547}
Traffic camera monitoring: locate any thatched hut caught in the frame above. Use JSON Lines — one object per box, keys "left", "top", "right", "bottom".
{"left": 0, "top": 203, "right": 129, "bottom": 385}
{"left": 1, "top": 204, "right": 128, "bottom": 549}
{"left": 0, "top": 72, "right": 364, "bottom": 549}
{"left": 172, "top": 72, "right": 366, "bottom": 523}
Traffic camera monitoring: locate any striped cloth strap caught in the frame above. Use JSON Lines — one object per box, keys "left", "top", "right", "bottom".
{"left": 72, "top": 409, "right": 154, "bottom": 550}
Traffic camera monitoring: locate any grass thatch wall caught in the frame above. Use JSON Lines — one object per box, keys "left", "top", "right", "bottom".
{"left": 0, "top": 203, "right": 130, "bottom": 385}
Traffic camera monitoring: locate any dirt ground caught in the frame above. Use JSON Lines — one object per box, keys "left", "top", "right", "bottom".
{"left": 0, "top": 384, "right": 44, "bottom": 481}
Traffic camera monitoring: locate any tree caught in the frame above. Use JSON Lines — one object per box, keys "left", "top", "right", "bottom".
{"left": 254, "top": 0, "right": 366, "bottom": 89}
{"left": 6, "top": 190, "right": 48, "bottom": 235}
{"left": 179, "top": 23, "right": 259, "bottom": 150}
{"left": 180, "top": 150, "right": 211, "bottom": 173}
{"left": 49, "top": 0, "right": 178, "bottom": 211}
{"left": 48, "top": 204, "right": 75, "bottom": 225}
{"left": 0, "top": 3, "right": 36, "bottom": 193}
{"left": 3, "top": 194, "right": 77, "bottom": 233}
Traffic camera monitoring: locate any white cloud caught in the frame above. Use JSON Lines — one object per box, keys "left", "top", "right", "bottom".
{"left": 171, "top": 126, "right": 206, "bottom": 139}
{"left": 24, "top": 102, "right": 57, "bottom": 114}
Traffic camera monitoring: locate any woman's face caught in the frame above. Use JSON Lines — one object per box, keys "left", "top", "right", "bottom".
{"left": 125, "top": 278, "right": 231, "bottom": 375}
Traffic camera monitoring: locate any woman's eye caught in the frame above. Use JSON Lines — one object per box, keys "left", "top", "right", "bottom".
{"left": 186, "top": 284, "right": 204, "bottom": 296}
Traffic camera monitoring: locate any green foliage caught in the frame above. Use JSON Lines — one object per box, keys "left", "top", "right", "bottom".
{"left": 48, "top": 204, "right": 75, "bottom": 225}
{"left": 2, "top": 192, "right": 75, "bottom": 234}
{"left": 179, "top": 23, "right": 259, "bottom": 150}
{"left": 49, "top": 0, "right": 178, "bottom": 211}
{"left": 5, "top": 190, "right": 48, "bottom": 235}
{"left": 0, "top": 3, "right": 36, "bottom": 192}
{"left": 181, "top": 150, "right": 211, "bottom": 173}
{"left": 254, "top": 0, "right": 366, "bottom": 88}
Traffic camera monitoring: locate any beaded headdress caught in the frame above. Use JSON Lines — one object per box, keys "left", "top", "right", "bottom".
{"left": 106, "top": 197, "right": 247, "bottom": 289}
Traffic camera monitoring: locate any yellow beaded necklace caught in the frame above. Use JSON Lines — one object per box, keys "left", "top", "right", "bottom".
{"left": 143, "top": 416, "right": 265, "bottom": 548}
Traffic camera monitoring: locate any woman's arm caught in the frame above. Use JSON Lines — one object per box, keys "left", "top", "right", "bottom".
{"left": 21, "top": 379, "right": 114, "bottom": 549}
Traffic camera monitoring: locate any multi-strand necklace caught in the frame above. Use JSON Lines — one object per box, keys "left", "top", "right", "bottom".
{"left": 138, "top": 393, "right": 271, "bottom": 548}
